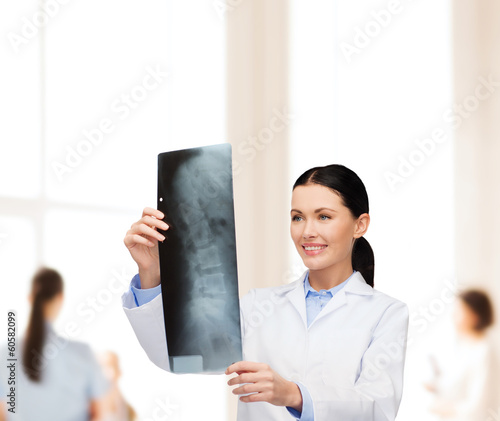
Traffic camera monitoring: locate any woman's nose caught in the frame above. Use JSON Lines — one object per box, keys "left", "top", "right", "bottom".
{"left": 302, "top": 222, "right": 317, "bottom": 239}
{"left": 302, "top": 233, "right": 317, "bottom": 239}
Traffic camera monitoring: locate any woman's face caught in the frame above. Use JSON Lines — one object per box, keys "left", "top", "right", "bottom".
{"left": 290, "top": 183, "right": 368, "bottom": 273}
{"left": 454, "top": 300, "right": 479, "bottom": 334}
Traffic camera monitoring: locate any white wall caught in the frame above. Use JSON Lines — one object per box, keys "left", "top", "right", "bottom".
{"left": 454, "top": 0, "right": 500, "bottom": 409}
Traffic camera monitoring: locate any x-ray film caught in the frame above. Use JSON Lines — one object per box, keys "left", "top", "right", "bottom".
{"left": 157, "top": 144, "right": 242, "bottom": 374}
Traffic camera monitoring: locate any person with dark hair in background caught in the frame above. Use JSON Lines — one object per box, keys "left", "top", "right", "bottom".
{"left": 0, "top": 267, "right": 109, "bottom": 421}
{"left": 121, "top": 164, "right": 409, "bottom": 420}
{"left": 425, "top": 289, "right": 497, "bottom": 421}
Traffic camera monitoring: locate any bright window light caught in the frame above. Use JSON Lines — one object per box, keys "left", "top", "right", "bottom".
{"left": 1, "top": 0, "right": 227, "bottom": 419}
{"left": 290, "top": 1, "right": 453, "bottom": 418}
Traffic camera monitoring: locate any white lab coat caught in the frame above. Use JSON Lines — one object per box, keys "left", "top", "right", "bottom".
{"left": 428, "top": 334, "right": 498, "bottom": 421}
{"left": 122, "top": 271, "right": 409, "bottom": 421}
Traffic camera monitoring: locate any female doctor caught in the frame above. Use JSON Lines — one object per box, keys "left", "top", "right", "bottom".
{"left": 121, "top": 164, "right": 409, "bottom": 421}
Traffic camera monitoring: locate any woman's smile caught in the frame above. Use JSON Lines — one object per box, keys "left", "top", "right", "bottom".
{"left": 302, "top": 243, "right": 328, "bottom": 255}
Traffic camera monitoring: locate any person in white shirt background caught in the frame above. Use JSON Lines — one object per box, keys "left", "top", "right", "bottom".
{"left": 0, "top": 267, "right": 109, "bottom": 421}
{"left": 424, "top": 289, "right": 497, "bottom": 421}
{"left": 98, "top": 350, "right": 138, "bottom": 421}
{"left": 121, "top": 164, "right": 409, "bottom": 420}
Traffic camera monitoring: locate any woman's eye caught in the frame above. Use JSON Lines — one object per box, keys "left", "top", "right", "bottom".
{"left": 319, "top": 214, "right": 330, "bottom": 221}
{"left": 292, "top": 215, "right": 303, "bottom": 222}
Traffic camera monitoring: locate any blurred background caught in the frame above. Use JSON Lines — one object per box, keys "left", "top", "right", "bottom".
{"left": 1, "top": 0, "right": 499, "bottom": 419}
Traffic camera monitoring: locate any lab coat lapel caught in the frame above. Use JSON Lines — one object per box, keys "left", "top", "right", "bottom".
{"left": 309, "top": 272, "right": 373, "bottom": 327}
{"left": 309, "top": 290, "right": 348, "bottom": 328}
{"left": 285, "top": 271, "right": 308, "bottom": 328}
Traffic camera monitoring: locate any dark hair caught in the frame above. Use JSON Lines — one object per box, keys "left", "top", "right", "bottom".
{"left": 459, "top": 289, "right": 494, "bottom": 333}
{"left": 22, "top": 267, "right": 64, "bottom": 382}
{"left": 293, "top": 164, "right": 374, "bottom": 287}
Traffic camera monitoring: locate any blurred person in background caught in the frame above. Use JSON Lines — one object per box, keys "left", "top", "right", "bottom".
{"left": 424, "top": 289, "right": 497, "bottom": 420}
{"left": 0, "top": 267, "right": 109, "bottom": 420}
{"left": 98, "top": 351, "right": 137, "bottom": 421}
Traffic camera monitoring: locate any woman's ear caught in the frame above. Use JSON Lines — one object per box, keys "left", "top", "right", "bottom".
{"left": 353, "top": 213, "right": 370, "bottom": 239}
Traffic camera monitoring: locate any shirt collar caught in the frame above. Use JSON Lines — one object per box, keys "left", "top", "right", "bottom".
{"left": 304, "top": 270, "right": 356, "bottom": 297}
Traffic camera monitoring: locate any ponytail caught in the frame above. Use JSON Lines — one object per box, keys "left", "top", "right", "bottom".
{"left": 352, "top": 237, "right": 374, "bottom": 287}
{"left": 22, "top": 268, "right": 63, "bottom": 382}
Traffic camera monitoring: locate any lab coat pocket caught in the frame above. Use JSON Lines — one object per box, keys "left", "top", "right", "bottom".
{"left": 322, "top": 327, "right": 372, "bottom": 386}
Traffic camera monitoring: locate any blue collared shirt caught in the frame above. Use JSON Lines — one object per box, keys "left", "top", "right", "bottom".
{"left": 303, "top": 271, "right": 354, "bottom": 327}
{"left": 129, "top": 270, "right": 355, "bottom": 421}
{"left": 0, "top": 323, "right": 109, "bottom": 421}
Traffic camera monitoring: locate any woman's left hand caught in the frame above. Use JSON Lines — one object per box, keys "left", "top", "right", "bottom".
{"left": 226, "top": 361, "right": 303, "bottom": 412}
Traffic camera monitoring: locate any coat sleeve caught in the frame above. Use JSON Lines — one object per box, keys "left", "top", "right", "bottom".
{"left": 122, "top": 290, "right": 171, "bottom": 371}
{"left": 308, "top": 301, "right": 409, "bottom": 421}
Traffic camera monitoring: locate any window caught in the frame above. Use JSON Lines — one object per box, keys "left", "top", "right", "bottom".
{"left": 2, "top": 0, "right": 227, "bottom": 418}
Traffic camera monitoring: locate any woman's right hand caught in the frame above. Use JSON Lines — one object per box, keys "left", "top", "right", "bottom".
{"left": 123, "top": 207, "right": 169, "bottom": 289}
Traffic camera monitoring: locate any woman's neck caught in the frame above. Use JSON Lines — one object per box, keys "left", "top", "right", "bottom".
{"left": 458, "top": 328, "right": 486, "bottom": 342}
{"left": 308, "top": 262, "right": 354, "bottom": 291}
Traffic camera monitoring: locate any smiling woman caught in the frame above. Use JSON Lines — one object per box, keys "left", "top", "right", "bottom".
{"left": 121, "top": 163, "right": 409, "bottom": 421}
{"left": 291, "top": 165, "right": 373, "bottom": 289}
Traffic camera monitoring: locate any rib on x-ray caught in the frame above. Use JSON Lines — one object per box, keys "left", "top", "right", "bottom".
{"left": 157, "top": 144, "right": 242, "bottom": 373}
